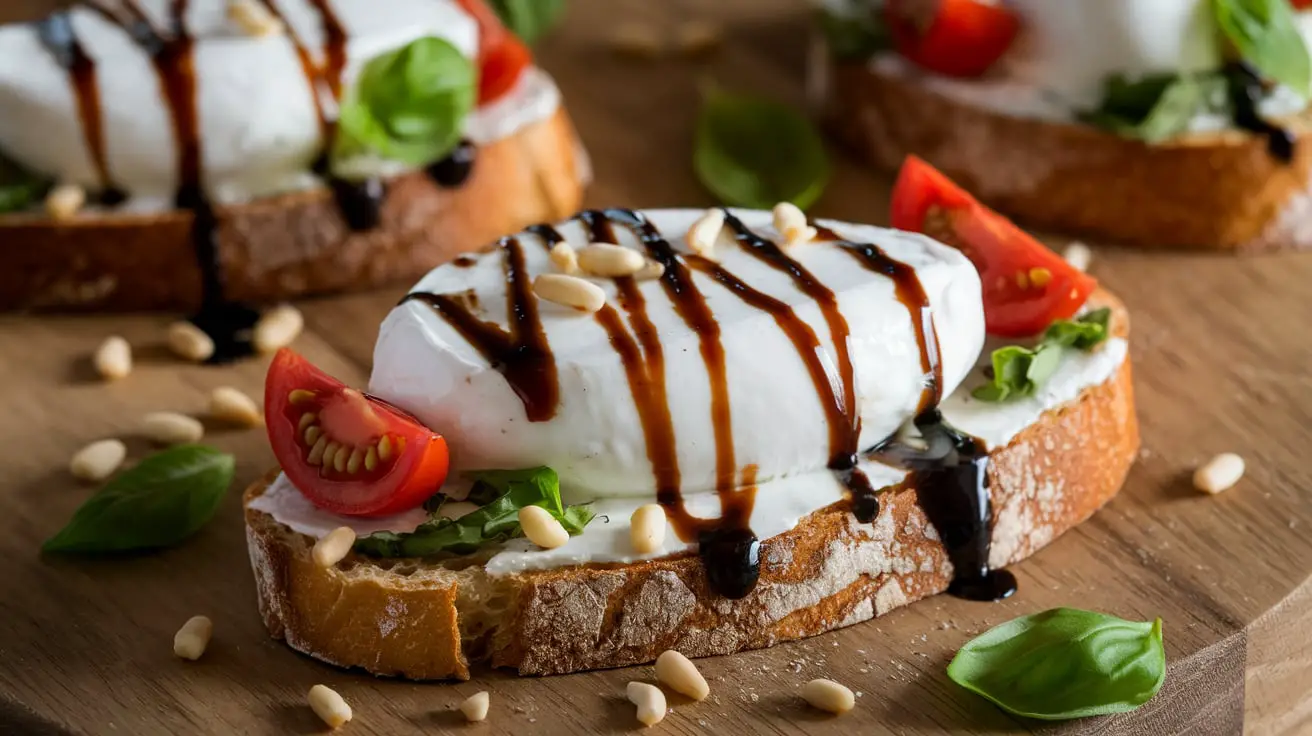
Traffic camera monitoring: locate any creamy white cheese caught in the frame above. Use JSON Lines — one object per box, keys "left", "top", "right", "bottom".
{"left": 0, "top": 0, "right": 560, "bottom": 210}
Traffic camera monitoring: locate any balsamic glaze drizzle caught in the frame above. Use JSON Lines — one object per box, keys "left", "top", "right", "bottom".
{"left": 1227, "top": 61, "right": 1296, "bottom": 163}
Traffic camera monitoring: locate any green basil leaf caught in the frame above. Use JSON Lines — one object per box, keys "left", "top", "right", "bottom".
{"left": 1080, "top": 74, "right": 1228, "bottom": 143}
{"left": 693, "top": 90, "right": 830, "bottom": 210}
{"left": 973, "top": 309, "right": 1114, "bottom": 402}
{"left": 335, "top": 36, "right": 475, "bottom": 168}
{"left": 948, "top": 608, "right": 1166, "bottom": 720}
{"left": 1043, "top": 307, "right": 1112, "bottom": 350}
{"left": 355, "top": 466, "right": 596, "bottom": 557}
{"left": 43, "top": 445, "right": 234, "bottom": 554}
{"left": 1213, "top": 0, "right": 1311, "bottom": 94}
{"left": 1026, "top": 343, "right": 1063, "bottom": 387}
{"left": 0, "top": 153, "right": 48, "bottom": 214}
{"left": 816, "top": 7, "right": 890, "bottom": 60}
{"left": 489, "top": 0, "right": 566, "bottom": 45}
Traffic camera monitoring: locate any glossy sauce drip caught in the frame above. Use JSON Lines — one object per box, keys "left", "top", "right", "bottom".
{"left": 401, "top": 236, "right": 559, "bottom": 421}
{"left": 1228, "top": 62, "right": 1295, "bottom": 163}
{"left": 35, "top": 11, "right": 124, "bottom": 205}
{"left": 426, "top": 139, "right": 478, "bottom": 188}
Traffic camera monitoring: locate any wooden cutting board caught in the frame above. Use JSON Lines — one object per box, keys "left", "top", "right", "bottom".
{"left": 1, "top": 1, "right": 1310, "bottom": 734}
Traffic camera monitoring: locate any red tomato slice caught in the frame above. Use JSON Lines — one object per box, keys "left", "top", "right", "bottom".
{"left": 455, "top": 0, "right": 533, "bottom": 105}
{"left": 885, "top": 0, "right": 1020, "bottom": 78}
{"left": 265, "top": 348, "right": 449, "bottom": 516}
{"left": 1295, "top": 0, "right": 1312, "bottom": 9}
{"left": 890, "top": 156, "right": 1097, "bottom": 337}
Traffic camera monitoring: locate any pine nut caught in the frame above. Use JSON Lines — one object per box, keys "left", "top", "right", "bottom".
{"left": 686, "top": 208, "right": 725, "bottom": 256}
{"left": 635, "top": 260, "right": 666, "bottom": 281}
{"left": 532, "top": 274, "right": 606, "bottom": 313}
{"left": 1063, "top": 242, "right": 1092, "bottom": 271}
{"left": 655, "top": 650, "right": 709, "bottom": 700}
{"left": 773, "top": 201, "right": 817, "bottom": 246}
{"left": 610, "top": 23, "right": 663, "bottom": 59}
{"left": 578, "top": 243, "right": 646, "bottom": 277}
{"left": 801, "top": 678, "right": 855, "bottom": 714}
{"left": 173, "top": 615, "right": 213, "bottom": 661}
{"left": 626, "top": 682, "right": 666, "bottom": 727}
{"left": 518, "top": 506, "right": 569, "bottom": 549}
{"left": 308, "top": 684, "right": 352, "bottom": 729}
{"left": 439, "top": 501, "right": 479, "bottom": 520}
{"left": 629, "top": 503, "right": 667, "bottom": 555}
{"left": 313, "top": 526, "right": 356, "bottom": 567}
{"left": 460, "top": 691, "right": 490, "bottom": 723}
{"left": 227, "top": 0, "right": 284, "bottom": 37}
{"left": 208, "top": 386, "right": 262, "bottom": 427}
{"left": 167, "top": 321, "right": 215, "bottom": 363}
{"left": 1194, "top": 452, "right": 1245, "bottom": 494}
{"left": 69, "top": 439, "right": 126, "bottom": 482}
{"left": 253, "top": 304, "right": 304, "bottom": 353}
{"left": 549, "top": 242, "right": 580, "bottom": 274}
{"left": 45, "top": 183, "right": 85, "bottom": 221}
{"left": 93, "top": 336, "right": 132, "bottom": 380}
{"left": 675, "top": 20, "right": 723, "bottom": 57}
{"left": 141, "top": 412, "right": 204, "bottom": 445}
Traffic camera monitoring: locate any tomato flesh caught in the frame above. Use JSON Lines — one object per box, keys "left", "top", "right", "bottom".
{"left": 455, "top": 0, "right": 533, "bottom": 105}
{"left": 886, "top": 0, "right": 1020, "bottom": 78}
{"left": 890, "top": 156, "right": 1097, "bottom": 337}
{"left": 265, "top": 349, "right": 449, "bottom": 516}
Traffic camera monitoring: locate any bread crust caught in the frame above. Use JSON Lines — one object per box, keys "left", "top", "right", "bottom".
{"left": 244, "top": 293, "right": 1137, "bottom": 680}
{"left": 824, "top": 59, "right": 1312, "bottom": 251}
{"left": 0, "top": 107, "right": 585, "bottom": 311}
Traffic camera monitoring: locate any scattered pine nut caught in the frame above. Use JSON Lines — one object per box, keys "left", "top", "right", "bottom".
{"left": 141, "top": 412, "right": 204, "bottom": 445}
{"left": 626, "top": 682, "right": 667, "bottom": 727}
{"left": 686, "top": 208, "right": 725, "bottom": 256}
{"left": 253, "top": 304, "right": 304, "bottom": 353}
{"left": 773, "top": 202, "right": 817, "bottom": 246}
{"left": 167, "top": 321, "right": 215, "bottom": 363}
{"left": 532, "top": 274, "right": 606, "bottom": 313}
{"left": 629, "top": 503, "right": 667, "bottom": 555}
{"left": 227, "top": 0, "right": 284, "bottom": 37}
{"left": 313, "top": 526, "right": 357, "bottom": 567}
{"left": 1194, "top": 452, "right": 1245, "bottom": 494}
{"left": 518, "top": 506, "right": 569, "bottom": 549}
{"left": 308, "top": 684, "right": 352, "bottom": 729}
{"left": 208, "top": 386, "right": 262, "bottom": 427}
{"left": 578, "top": 243, "right": 646, "bottom": 277}
{"left": 610, "top": 22, "right": 663, "bottom": 59}
{"left": 93, "top": 335, "right": 132, "bottom": 380}
{"left": 549, "top": 242, "right": 580, "bottom": 274}
{"left": 460, "top": 691, "right": 490, "bottom": 723}
{"left": 801, "top": 678, "right": 855, "bottom": 714}
{"left": 45, "top": 183, "right": 85, "bottom": 221}
{"left": 635, "top": 260, "right": 666, "bottom": 281}
{"left": 69, "top": 439, "right": 127, "bottom": 482}
{"left": 655, "top": 650, "right": 709, "bottom": 700}
{"left": 1063, "top": 242, "right": 1092, "bottom": 271}
{"left": 675, "top": 20, "right": 722, "bottom": 57}
{"left": 173, "top": 615, "right": 213, "bottom": 661}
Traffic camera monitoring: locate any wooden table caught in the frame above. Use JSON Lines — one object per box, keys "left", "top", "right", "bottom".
{"left": 2, "top": 1, "right": 1311, "bottom": 734}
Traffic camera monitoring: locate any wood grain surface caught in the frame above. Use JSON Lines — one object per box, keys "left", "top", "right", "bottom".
{"left": 1, "top": 1, "right": 1310, "bottom": 734}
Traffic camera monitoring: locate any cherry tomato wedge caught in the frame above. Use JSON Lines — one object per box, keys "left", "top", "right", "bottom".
{"left": 890, "top": 156, "right": 1097, "bottom": 337}
{"left": 885, "top": 0, "right": 1020, "bottom": 78}
{"left": 1294, "top": 0, "right": 1312, "bottom": 9}
{"left": 265, "top": 348, "right": 449, "bottom": 516}
{"left": 455, "top": 0, "right": 533, "bottom": 105}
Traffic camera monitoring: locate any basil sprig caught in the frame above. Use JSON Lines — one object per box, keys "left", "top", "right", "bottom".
{"left": 335, "top": 36, "right": 476, "bottom": 169}
{"left": 1080, "top": 73, "right": 1229, "bottom": 143}
{"left": 972, "top": 308, "right": 1111, "bottom": 402}
{"left": 355, "top": 466, "right": 595, "bottom": 557}
{"left": 693, "top": 89, "right": 830, "bottom": 211}
{"left": 44, "top": 445, "right": 235, "bottom": 554}
{"left": 489, "top": 0, "right": 566, "bottom": 45}
{"left": 0, "top": 153, "right": 48, "bottom": 214}
{"left": 1212, "top": 0, "right": 1311, "bottom": 95}
{"left": 948, "top": 608, "right": 1166, "bottom": 720}
{"left": 816, "top": 6, "right": 890, "bottom": 61}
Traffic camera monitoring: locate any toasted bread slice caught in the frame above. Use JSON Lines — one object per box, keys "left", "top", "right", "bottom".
{"left": 0, "top": 107, "right": 586, "bottom": 312}
{"left": 244, "top": 292, "right": 1137, "bottom": 681}
{"left": 821, "top": 58, "right": 1312, "bottom": 251}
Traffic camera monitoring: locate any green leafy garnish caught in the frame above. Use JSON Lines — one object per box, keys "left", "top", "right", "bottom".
{"left": 0, "top": 153, "right": 48, "bottom": 214}
{"left": 816, "top": 7, "right": 890, "bottom": 61}
{"left": 44, "top": 445, "right": 234, "bottom": 554}
{"left": 948, "top": 607, "right": 1166, "bottom": 720}
{"left": 489, "top": 0, "right": 566, "bottom": 45}
{"left": 335, "top": 36, "right": 476, "bottom": 169}
{"left": 1079, "top": 73, "right": 1229, "bottom": 143}
{"left": 1212, "top": 0, "right": 1311, "bottom": 95}
{"left": 355, "top": 466, "right": 595, "bottom": 557}
{"left": 693, "top": 89, "right": 830, "bottom": 210}
{"left": 972, "top": 308, "right": 1111, "bottom": 402}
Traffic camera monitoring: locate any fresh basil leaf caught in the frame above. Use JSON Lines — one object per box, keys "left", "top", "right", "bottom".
{"left": 693, "top": 90, "right": 830, "bottom": 210}
{"left": 973, "top": 309, "right": 1114, "bottom": 402}
{"left": 1212, "top": 0, "right": 1311, "bottom": 94}
{"left": 948, "top": 608, "right": 1166, "bottom": 720}
{"left": 355, "top": 466, "right": 596, "bottom": 557}
{"left": 0, "top": 153, "right": 48, "bottom": 214}
{"left": 489, "top": 0, "right": 566, "bottom": 45}
{"left": 1043, "top": 307, "right": 1111, "bottom": 350}
{"left": 1080, "top": 74, "right": 1228, "bottom": 143}
{"left": 43, "top": 445, "right": 234, "bottom": 554}
{"left": 816, "top": 7, "right": 890, "bottom": 60}
{"left": 1026, "top": 343, "right": 1063, "bottom": 387}
{"left": 335, "top": 36, "right": 475, "bottom": 168}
